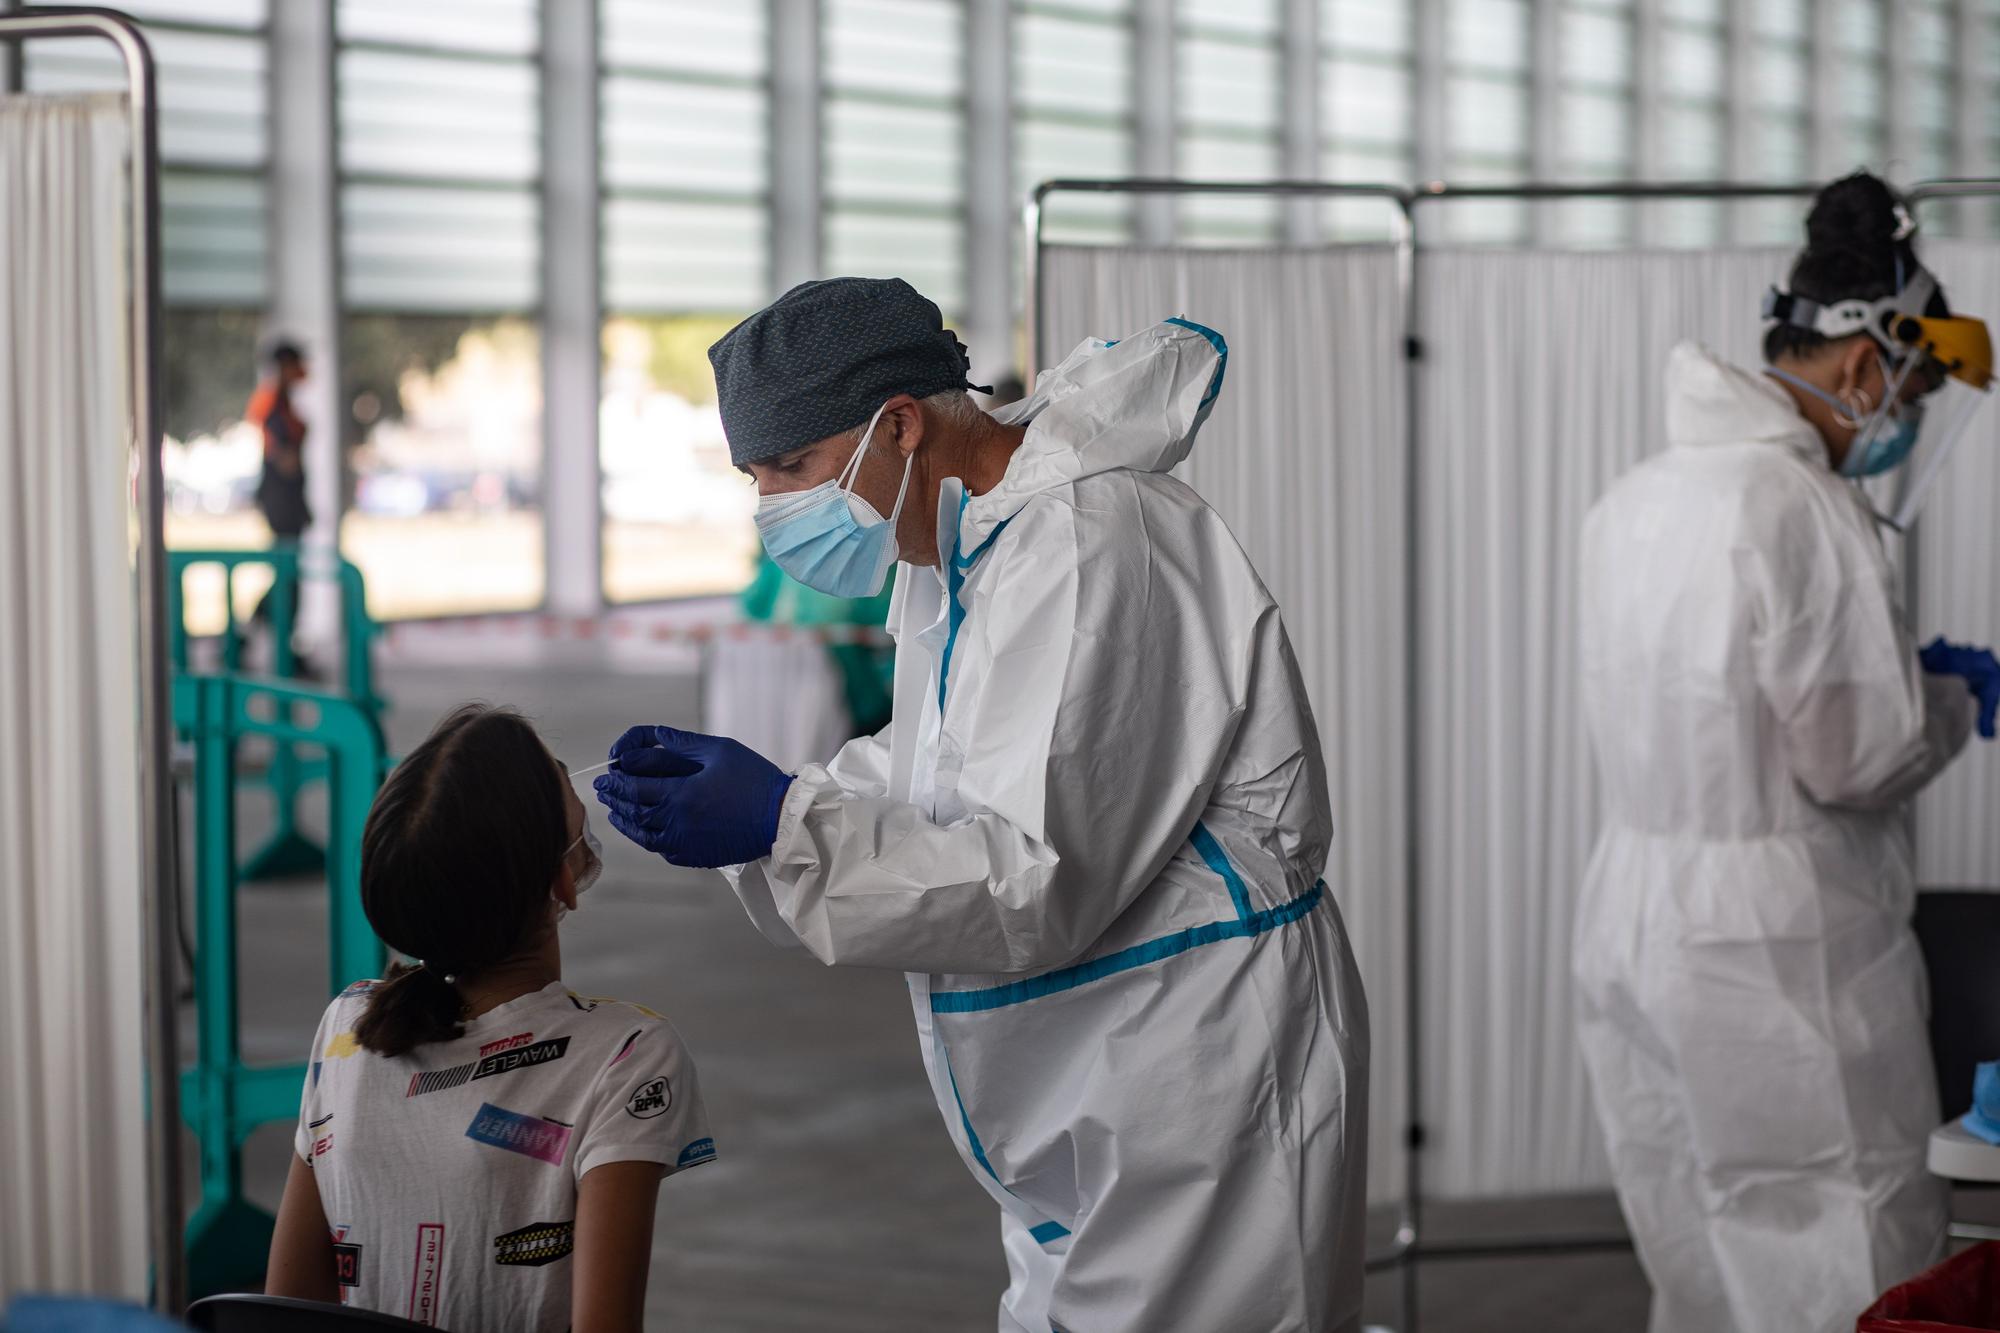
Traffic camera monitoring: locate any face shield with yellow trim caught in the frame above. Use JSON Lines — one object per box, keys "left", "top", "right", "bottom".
{"left": 1764, "top": 264, "right": 1995, "bottom": 528}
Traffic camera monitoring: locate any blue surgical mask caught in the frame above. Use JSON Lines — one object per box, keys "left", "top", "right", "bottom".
{"left": 1766, "top": 359, "right": 1926, "bottom": 478}
{"left": 754, "top": 403, "right": 912, "bottom": 598}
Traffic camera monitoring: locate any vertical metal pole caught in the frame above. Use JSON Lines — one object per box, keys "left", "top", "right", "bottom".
{"left": 1395, "top": 191, "right": 1423, "bottom": 1333}
{"left": 0, "top": 0, "right": 19, "bottom": 94}
{"left": 963, "top": 0, "right": 1014, "bottom": 382}
{"left": 1952, "top": 0, "right": 1993, "bottom": 235}
{"left": 1133, "top": 0, "right": 1175, "bottom": 246}
{"left": 1723, "top": 0, "right": 1756, "bottom": 242}
{"left": 1022, "top": 193, "right": 1042, "bottom": 389}
{"left": 769, "top": 0, "right": 823, "bottom": 294}
{"left": 268, "top": 0, "right": 343, "bottom": 646}
{"left": 1411, "top": 0, "right": 1446, "bottom": 245}
{"left": 111, "top": 16, "right": 187, "bottom": 1314}
{"left": 1528, "top": 0, "right": 1560, "bottom": 243}
{"left": 1631, "top": 0, "right": 1662, "bottom": 247}
{"left": 541, "top": 0, "right": 603, "bottom": 617}
{"left": 1280, "top": 0, "right": 1321, "bottom": 246}
{"left": 1808, "top": 0, "right": 1841, "bottom": 181}
{"left": 1885, "top": 0, "right": 1917, "bottom": 187}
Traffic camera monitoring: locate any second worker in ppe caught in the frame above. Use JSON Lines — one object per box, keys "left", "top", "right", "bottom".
{"left": 596, "top": 277, "right": 1370, "bottom": 1332}
{"left": 1576, "top": 172, "right": 1996, "bottom": 1333}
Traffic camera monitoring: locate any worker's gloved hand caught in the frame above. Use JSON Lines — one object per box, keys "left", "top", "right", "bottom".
{"left": 595, "top": 725, "right": 794, "bottom": 868}
{"left": 1920, "top": 637, "right": 2000, "bottom": 740}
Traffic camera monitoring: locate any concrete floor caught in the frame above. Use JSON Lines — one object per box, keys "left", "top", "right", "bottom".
{"left": 185, "top": 650, "right": 1989, "bottom": 1331}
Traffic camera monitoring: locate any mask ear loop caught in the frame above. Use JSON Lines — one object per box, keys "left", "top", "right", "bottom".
{"left": 838, "top": 402, "right": 892, "bottom": 494}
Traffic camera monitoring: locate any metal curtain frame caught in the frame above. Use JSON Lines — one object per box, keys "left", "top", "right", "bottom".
{"left": 0, "top": 6, "right": 179, "bottom": 1314}
{"left": 1022, "top": 176, "right": 1858, "bottom": 1333}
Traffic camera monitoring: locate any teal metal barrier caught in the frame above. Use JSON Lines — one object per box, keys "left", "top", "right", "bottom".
{"left": 173, "top": 673, "right": 387, "bottom": 1297}
{"left": 167, "top": 547, "right": 386, "bottom": 880}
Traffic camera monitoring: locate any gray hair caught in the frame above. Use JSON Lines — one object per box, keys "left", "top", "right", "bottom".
{"left": 838, "top": 389, "right": 987, "bottom": 451}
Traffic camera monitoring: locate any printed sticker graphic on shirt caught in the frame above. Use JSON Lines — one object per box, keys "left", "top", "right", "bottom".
{"left": 309, "top": 1114, "right": 335, "bottom": 1162}
{"left": 407, "top": 1223, "right": 445, "bottom": 1326}
{"left": 323, "top": 1031, "right": 360, "bottom": 1060}
{"left": 330, "top": 1225, "right": 360, "bottom": 1299}
{"left": 676, "top": 1137, "right": 717, "bottom": 1169}
{"left": 406, "top": 1036, "right": 571, "bottom": 1098}
{"left": 625, "top": 1075, "right": 672, "bottom": 1119}
{"left": 479, "top": 1031, "right": 533, "bottom": 1057}
{"left": 492, "top": 1220, "right": 575, "bottom": 1267}
{"left": 465, "top": 1102, "right": 574, "bottom": 1166}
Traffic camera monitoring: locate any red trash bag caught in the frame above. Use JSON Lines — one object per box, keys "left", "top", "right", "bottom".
{"left": 1860, "top": 1243, "right": 2000, "bottom": 1332}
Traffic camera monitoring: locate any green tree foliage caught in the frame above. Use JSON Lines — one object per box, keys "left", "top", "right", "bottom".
{"left": 161, "top": 308, "right": 263, "bottom": 442}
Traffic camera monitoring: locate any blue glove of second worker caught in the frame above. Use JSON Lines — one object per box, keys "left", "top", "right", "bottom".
{"left": 595, "top": 725, "right": 795, "bottom": 869}
{"left": 1919, "top": 637, "right": 2000, "bottom": 740}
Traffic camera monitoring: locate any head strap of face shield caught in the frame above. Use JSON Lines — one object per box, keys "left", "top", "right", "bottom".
{"left": 1762, "top": 266, "right": 1941, "bottom": 366}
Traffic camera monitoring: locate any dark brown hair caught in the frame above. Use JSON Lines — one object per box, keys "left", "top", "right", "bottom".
{"left": 353, "top": 704, "right": 569, "bottom": 1057}
{"left": 1766, "top": 171, "right": 1950, "bottom": 363}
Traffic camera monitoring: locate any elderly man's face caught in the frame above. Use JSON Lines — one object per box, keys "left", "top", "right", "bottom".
{"left": 740, "top": 394, "right": 946, "bottom": 567}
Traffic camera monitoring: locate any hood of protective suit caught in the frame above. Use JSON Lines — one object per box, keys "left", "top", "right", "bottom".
{"left": 1665, "top": 340, "right": 1826, "bottom": 465}
{"left": 948, "top": 318, "right": 1227, "bottom": 551}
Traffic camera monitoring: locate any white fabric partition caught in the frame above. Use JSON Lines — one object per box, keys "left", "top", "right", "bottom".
{"left": 1041, "top": 244, "right": 1411, "bottom": 1202}
{"left": 1414, "top": 246, "right": 1788, "bottom": 1195}
{"left": 0, "top": 92, "right": 150, "bottom": 1300}
{"left": 1911, "top": 240, "right": 2000, "bottom": 886}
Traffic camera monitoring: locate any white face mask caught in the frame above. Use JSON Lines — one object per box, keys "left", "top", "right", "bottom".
{"left": 553, "top": 819, "right": 602, "bottom": 922}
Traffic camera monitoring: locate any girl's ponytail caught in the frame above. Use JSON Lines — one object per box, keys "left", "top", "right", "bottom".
{"left": 354, "top": 959, "right": 465, "bottom": 1058}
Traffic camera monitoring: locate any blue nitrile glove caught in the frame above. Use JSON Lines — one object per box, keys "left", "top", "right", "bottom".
{"left": 1965, "top": 1061, "right": 2000, "bottom": 1146}
{"left": 1920, "top": 637, "right": 2000, "bottom": 739}
{"left": 595, "top": 725, "right": 794, "bottom": 869}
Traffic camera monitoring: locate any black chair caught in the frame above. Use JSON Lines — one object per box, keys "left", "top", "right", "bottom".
{"left": 1914, "top": 889, "right": 2000, "bottom": 1120}
{"left": 185, "top": 1296, "right": 433, "bottom": 1332}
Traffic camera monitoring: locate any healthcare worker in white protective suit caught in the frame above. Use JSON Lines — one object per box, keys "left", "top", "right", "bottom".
{"left": 594, "top": 277, "right": 1370, "bottom": 1332}
{"left": 1576, "top": 173, "right": 1998, "bottom": 1333}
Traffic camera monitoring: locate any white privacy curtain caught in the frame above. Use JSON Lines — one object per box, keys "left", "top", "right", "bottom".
{"left": 1041, "top": 244, "right": 1411, "bottom": 1202}
{"left": 1911, "top": 239, "right": 2000, "bottom": 886}
{"left": 1040, "top": 240, "right": 1887, "bottom": 1200}
{"left": 0, "top": 93, "right": 150, "bottom": 1300}
{"left": 1415, "top": 246, "right": 1789, "bottom": 1195}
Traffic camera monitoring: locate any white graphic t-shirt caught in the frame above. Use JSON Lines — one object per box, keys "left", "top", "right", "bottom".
{"left": 294, "top": 979, "right": 715, "bottom": 1331}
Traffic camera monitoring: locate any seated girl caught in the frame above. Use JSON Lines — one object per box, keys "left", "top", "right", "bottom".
{"left": 266, "top": 704, "right": 715, "bottom": 1333}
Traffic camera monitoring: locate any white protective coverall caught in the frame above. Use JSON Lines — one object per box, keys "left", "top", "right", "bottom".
{"left": 722, "top": 319, "right": 1370, "bottom": 1333}
{"left": 1576, "top": 342, "right": 1973, "bottom": 1333}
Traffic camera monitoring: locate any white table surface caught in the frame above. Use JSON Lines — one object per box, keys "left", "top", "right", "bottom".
{"left": 1930, "top": 1119, "right": 2000, "bottom": 1183}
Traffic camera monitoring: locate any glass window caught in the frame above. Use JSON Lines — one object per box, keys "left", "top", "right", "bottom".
{"left": 1753, "top": 0, "right": 1808, "bottom": 41}
{"left": 1014, "top": 4, "right": 1137, "bottom": 244}
{"left": 338, "top": 50, "right": 540, "bottom": 184}
{"left": 1448, "top": 0, "right": 1530, "bottom": 74}
{"left": 1323, "top": 59, "right": 1413, "bottom": 145}
{"left": 599, "top": 0, "right": 772, "bottom": 605}
{"left": 336, "top": 0, "right": 539, "bottom": 56}
{"left": 340, "top": 316, "right": 547, "bottom": 618}
{"left": 1447, "top": 76, "right": 1530, "bottom": 161}
{"left": 1750, "top": 43, "right": 1808, "bottom": 112}
{"left": 1559, "top": 91, "right": 1630, "bottom": 170}
{"left": 1561, "top": 8, "right": 1632, "bottom": 90}
{"left": 599, "top": 316, "right": 759, "bottom": 604}
{"left": 824, "top": 0, "right": 966, "bottom": 101}
{"left": 1182, "top": 0, "right": 1282, "bottom": 35}
{"left": 1179, "top": 33, "right": 1282, "bottom": 130}
{"left": 1323, "top": 0, "right": 1411, "bottom": 57}
{"left": 336, "top": 1, "right": 544, "bottom": 618}
{"left": 600, "top": 0, "right": 764, "bottom": 78}
{"left": 824, "top": 0, "right": 967, "bottom": 310}
{"left": 27, "top": 0, "right": 271, "bottom": 566}
{"left": 1660, "top": 25, "right": 1725, "bottom": 102}
{"left": 1176, "top": 1, "right": 1283, "bottom": 242}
